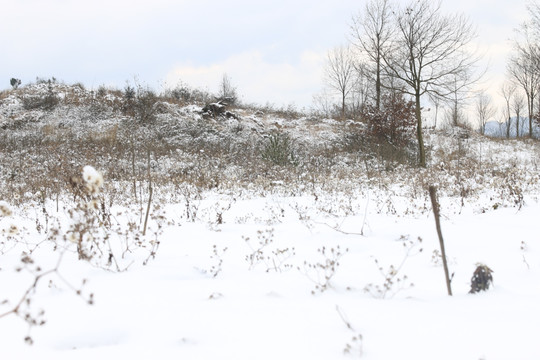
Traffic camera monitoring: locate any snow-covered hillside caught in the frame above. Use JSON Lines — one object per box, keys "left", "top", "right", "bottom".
{"left": 1, "top": 82, "right": 539, "bottom": 359}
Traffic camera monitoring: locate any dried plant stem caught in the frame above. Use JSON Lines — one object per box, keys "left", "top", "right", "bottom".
{"left": 315, "top": 221, "right": 364, "bottom": 236}
{"left": 336, "top": 305, "right": 354, "bottom": 331}
{"left": 131, "top": 135, "right": 137, "bottom": 204}
{"left": 0, "top": 253, "right": 63, "bottom": 320}
{"left": 143, "top": 150, "right": 153, "bottom": 236}
{"left": 361, "top": 191, "right": 369, "bottom": 236}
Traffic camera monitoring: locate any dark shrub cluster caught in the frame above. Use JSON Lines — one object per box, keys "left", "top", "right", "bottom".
{"left": 360, "top": 93, "right": 417, "bottom": 165}
{"left": 22, "top": 80, "right": 59, "bottom": 111}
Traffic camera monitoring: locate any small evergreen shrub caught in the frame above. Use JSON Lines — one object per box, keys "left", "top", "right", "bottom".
{"left": 261, "top": 132, "right": 297, "bottom": 166}
{"left": 10, "top": 78, "right": 21, "bottom": 89}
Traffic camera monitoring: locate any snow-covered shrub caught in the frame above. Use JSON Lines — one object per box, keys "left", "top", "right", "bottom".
{"left": 63, "top": 165, "right": 163, "bottom": 269}
{"left": 21, "top": 80, "right": 59, "bottom": 111}
{"left": 469, "top": 264, "right": 493, "bottom": 294}
{"left": 499, "top": 168, "right": 525, "bottom": 209}
{"left": 134, "top": 86, "right": 158, "bottom": 123}
{"left": 168, "top": 85, "right": 192, "bottom": 102}
{"left": 122, "top": 85, "right": 136, "bottom": 116}
{"left": 361, "top": 93, "right": 417, "bottom": 166}
{"left": 65, "top": 166, "right": 109, "bottom": 262}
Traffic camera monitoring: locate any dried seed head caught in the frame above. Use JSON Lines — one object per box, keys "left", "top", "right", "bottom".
{"left": 0, "top": 201, "right": 13, "bottom": 217}
{"left": 82, "top": 165, "right": 104, "bottom": 194}
{"left": 86, "top": 199, "right": 100, "bottom": 210}
{"left": 7, "top": 223, "right": 19, "bottom": 235}
{"left": 67, "top": 232, "right": 79, "bottom": 243}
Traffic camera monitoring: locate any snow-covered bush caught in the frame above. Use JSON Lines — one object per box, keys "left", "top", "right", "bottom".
{"left": 133, "top": 85, "right": 158, "bottom": 123}
{"left": 469, "top": 264, "right": 494, "bottom": 294}
{"left": 59, "top": 165, "right": 162, "bottom": 270}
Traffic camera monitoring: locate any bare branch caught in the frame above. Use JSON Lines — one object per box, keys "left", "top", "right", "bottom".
{"left": 475, "top": 91, "right": 496, "bottom": 135}
{"left": 350, "top": 0, "right": 394, "bottom": 109}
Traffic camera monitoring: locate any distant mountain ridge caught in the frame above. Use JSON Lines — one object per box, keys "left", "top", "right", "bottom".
{"left": 484, "top": 117, "right": 540, "bottom": 138}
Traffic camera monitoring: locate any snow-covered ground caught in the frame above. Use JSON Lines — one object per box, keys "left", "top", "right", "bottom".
{"left": 1, "top": 82, "right": 540, "bottom": 359}
{"left": 1, "top": 188, "right": 539, "bottom": 359}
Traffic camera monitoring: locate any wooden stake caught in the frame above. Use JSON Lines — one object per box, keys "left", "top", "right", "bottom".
{"left": 429, "top": 185, "right": 453, "bottom": 296}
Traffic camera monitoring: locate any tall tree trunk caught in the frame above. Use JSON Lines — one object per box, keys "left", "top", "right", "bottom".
{"left": 506, "top": 102, "right": 511, "bottom": 139}
{"left": 516, "top": 110, "right": 520, "bottom": 138}
{"left": 415, "top": 93, "right": 426, "bottom": 167}
{"left": 528, "top": 94, "right": 534, "bottom": 138}
{"left": 342, "top": 92, "right": 346, "bottom": 119}
{"left": 433, "top": 102, "right": 439, "bottom": 129}
{"left": 529, "top": 111, "right": 533, "bottom": 138}
{"left": 376, "top": 52, "right": 381, "bottom": 110}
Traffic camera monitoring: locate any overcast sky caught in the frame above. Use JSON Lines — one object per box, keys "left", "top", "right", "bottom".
{"left": 0, "top": 0, "right": 530, "bottom": 111}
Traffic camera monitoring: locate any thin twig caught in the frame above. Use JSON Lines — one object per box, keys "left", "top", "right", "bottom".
{"left": 314, "top": 221, "right": 364, "bottom": 236}
{"left": 336, "top": 305, "right": 354, "bottom": 331}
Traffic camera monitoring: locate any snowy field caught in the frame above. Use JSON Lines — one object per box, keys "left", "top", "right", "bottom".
{"left": 1, "top": 82, "right": 539, "bottom": 359}
{"left": 1, "top": 186, "right": 539, "bottom": 360}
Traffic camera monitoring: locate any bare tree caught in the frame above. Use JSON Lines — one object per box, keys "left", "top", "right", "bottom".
{"left": 513, "top": 92, "right": 526, "bottom": 137}
{"left": 350, "top": 0, "right": 393, "bottom": 110}
{"left": 527, "top": 0, "right": 540, "bottom": 30}
{"left": 380, "top": 0, "right": 479, "bottom": 167}
{"left": 443, "top": 103, "right": 468, "bottom": 130}
{"left": 312, "top": 89, "right": 335, "bottom": 118}
{"left": 475, "top": 91, "right": 496, "bottom": 135}
{"left": 217, "top": 73, "right": 238, "bottom": 105}
{"left": 428, "top": 93, "right": 442, "bottom": 129}
{"left": 500, "top": 82, "right": 516, "bottom": 138}
{"left": 350, "top": 61, "right": 372, "bottom": 118}
{"left": 324, "top": 46, "right": 355, "bottom": 119}
{"left": 444, "top": 74, "right": 470, "bottom": 128}
{"left": 508, "top": 25, "right": 540, "bottom": 138}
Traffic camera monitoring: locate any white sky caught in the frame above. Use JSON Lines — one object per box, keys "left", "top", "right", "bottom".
{"left": 0, "top": 0, "right": 530, "bottom": 112}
